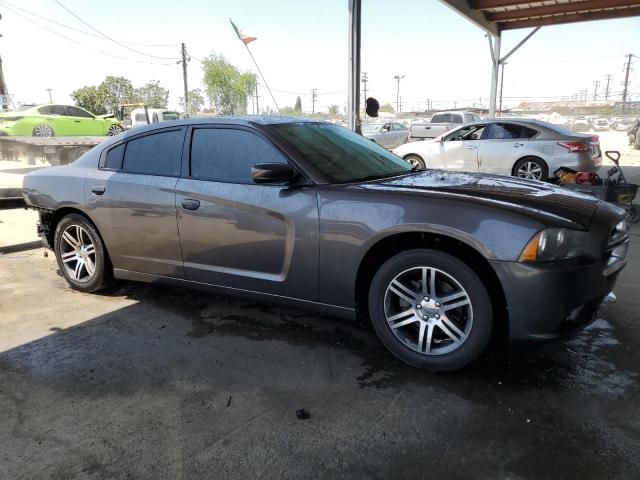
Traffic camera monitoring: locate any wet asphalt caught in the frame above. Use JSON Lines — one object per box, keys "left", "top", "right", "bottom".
{"left": 1, "top": 232, "right": 639, "bottom": 479}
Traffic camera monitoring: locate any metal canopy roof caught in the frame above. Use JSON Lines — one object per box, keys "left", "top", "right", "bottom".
{"left": 442, "top": 0, "right": 640, "bottom": 34}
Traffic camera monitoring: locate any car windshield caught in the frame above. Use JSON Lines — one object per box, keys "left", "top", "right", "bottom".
{"left": 271, "top": 122, "right": 413, "bottom": 183}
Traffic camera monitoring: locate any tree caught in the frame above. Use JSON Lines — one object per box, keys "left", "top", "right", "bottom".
{"left": 328, "top": 104, "right": 339, "bottom": 115}
{"left": 294, "top": 96, "right": 302, "bottom": 113}
{"left": 179, "top": 88, "right": 205, "bottom": 114}
{"left": 379, "top": 103, "right": 395, "bottom": 114}
{"left": 71, "top": 86, "right": 106, "bottom": 115}
{"left": 134, "top": 80, "right": 169, "bottom": 108}
{"left": 98, "top": 76, "right": 135, "bottom": 114}
{"left": 201, "top": 53, "right": 257, "bottom": 114}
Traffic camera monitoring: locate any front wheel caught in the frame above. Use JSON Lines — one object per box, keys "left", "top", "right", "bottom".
{"left": 404, "top": 154, "right": 426, "bottom": 170}
{"left": 108, "top": 124, "right": 124, "bottom": 136}
{"left": 368, "top": 249, "right": 493, "bottom": 371}
{"left": 513, "top": 157, "right": 548, "bottom": 181}
{"left": 54, "top": 214, "right": 113, "bottom": 292}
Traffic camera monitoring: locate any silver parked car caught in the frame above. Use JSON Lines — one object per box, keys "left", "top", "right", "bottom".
{"left": 363, "top": 121, "right": 409, "bottom": 149}
{"left": 393, "top": 119, "right": 602, "bottom": 181}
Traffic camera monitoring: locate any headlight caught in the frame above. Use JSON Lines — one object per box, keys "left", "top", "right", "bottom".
{"left": 519, "top": 228, "right": 588, "bottom": 262}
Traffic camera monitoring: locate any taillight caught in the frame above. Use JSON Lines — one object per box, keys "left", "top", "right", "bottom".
{"left": 558, "top": 141, "right": 589, "bottom": 153}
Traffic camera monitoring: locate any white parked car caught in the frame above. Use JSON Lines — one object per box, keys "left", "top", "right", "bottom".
{"left": 393, "top": 119, "right": 602, "bottom": 181}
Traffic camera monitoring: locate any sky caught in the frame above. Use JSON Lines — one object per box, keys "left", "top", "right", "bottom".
{"left": 1, "top": 0, "right": 639, "bottom": 113}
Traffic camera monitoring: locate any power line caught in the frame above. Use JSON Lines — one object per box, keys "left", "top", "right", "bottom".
{"left": 53, "top": 0, "right": 180, "bottom": 60}
{"left": 1, "top": 3, "right": 173, "bottom": 65}
{"left": 0, "top": 0, "right": 177, "bottom": 47}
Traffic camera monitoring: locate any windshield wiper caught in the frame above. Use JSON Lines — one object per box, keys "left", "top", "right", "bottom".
{"left": 355, "top": 170, "right": 414, "bottom": 182}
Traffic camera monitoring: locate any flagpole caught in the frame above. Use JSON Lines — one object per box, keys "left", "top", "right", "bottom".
{"left": 243, "top": 43, "right": 279, "bottom": 112}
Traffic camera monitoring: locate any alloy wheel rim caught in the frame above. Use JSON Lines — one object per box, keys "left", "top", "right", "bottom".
{"left": 407, "top": 157, "right": 422, "bottom": 169}
{"left": 60, "top": 225, "right": 96, "bottom": 282}
{"left": 384, "top": 266, "right": 473, "bottom": 356}
{"left": 34, "top": 125, "right": 53, "bottom": 137}
{"left": 108, "top": 125, "right": 121, "bottom": 136}
{"left": 517, "top": 161, "right": 542, "bottom": 180}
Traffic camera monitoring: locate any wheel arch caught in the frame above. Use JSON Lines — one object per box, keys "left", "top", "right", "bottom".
{"left": 45, "top": 206, "right": 112, "bottom": 267}
{"left": 511, "top": 155, "right": 548, "bottom": 177}
{"left": 354, "top": 231, "right": 508, "bottom": 341}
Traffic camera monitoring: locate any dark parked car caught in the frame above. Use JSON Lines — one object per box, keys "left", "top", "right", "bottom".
{"left": 23, "top": 117, "right": 629, "bottom": 371}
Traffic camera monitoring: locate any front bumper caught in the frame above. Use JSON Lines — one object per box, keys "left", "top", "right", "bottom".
{"left": 490, "top": 235, "right": 628, "bottom": 341}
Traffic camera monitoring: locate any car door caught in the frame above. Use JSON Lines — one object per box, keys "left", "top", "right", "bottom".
{"left": 434, "top": 124, "right": 484, "bottom": 172}
{"left": 86, "top": 127, "right": 185, "bottom": 277}
{"left": 376, "top": 123, "right": 396, "bottom": 148}
{"left": 36, "top": 105, "right": 69, "bottom": 136}
{"left": 478, "top": 123, "right": 533, "bottom": 175}
{"left": 175, "top": 125, "right": 319, "bottom": 300}
{"left": 389, "top": 123, "right": 408, "bottom": 148}
{"left": 65, "top": 106, "right": 102, "bottom": 135}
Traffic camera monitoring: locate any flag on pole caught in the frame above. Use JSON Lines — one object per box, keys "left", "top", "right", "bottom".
{"left": 230, "top": 19, "right": 257, "bottom": 45}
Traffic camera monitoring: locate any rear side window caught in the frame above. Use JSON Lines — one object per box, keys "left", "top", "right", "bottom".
{"left": 67, "top": 106, "right": 93, "bottom": 118}
{"left": 38, "top": 106, "right": 53, "bottom": 115}
{"left": 487, "top": 123, "right": 536, "bottom": 140}
{"left": 190, "top": 128, "right": 286, "bottom": 184}
{"left": 431, "top": 114, "right": 444, "bottom": 123}
{"left": 123, "top": 130, "right": 183, "bottom": 176}
{"left": 105, "top": 143, "right": 125, "bottom": 170}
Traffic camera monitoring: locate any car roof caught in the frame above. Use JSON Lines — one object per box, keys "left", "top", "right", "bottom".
{"left": 120, "top": 115, "right": 325, "bottom": 138}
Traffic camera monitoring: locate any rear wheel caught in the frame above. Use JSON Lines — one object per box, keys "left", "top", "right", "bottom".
{"left": 368, "top": 249, "right": 493, "bottom": 371}
{"left": 54, "top": 214, "right": 112, "bottom": 292}
{"left": 513, "top": 156, "right": 548, "bottom": 181}
{"left": 33, "top": 124, "right": 54, "bottom": 137}
{"left": 404, "top": 154, "right": 426, "bottom": 170}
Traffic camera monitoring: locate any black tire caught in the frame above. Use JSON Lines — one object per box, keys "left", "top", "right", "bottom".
{"left": 629, "top": 204, "right": 639, "bottom": 224}
{"left": 404, "top": 154, "right": 426, "bottom": 170}
{"left": 54, "top": 213, "right": 113, "bottom": 293}
{"left": 368, "top": 249, "right": 493, "bottom": 371}
{"left": 512, "top": 156, "right": 549, "bottom": 181}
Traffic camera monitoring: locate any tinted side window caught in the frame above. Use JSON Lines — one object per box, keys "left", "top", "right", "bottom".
{"left": 67, "top": 106, "right": 93, "bottom": 118}
{"left": 190, "top": 128, "right": 286, "bottom": 184}
{"left": 431, "top": 114, "right": 444, "bottom": 123}
{"left": 522, "top": 126, "right": 538, "bottom": 138}
{"left": 463, "top": 114, "right": 473, "bottom": 123}
{"left": 451, "top": 114, "right": 463, "bottom": 123}
{"left": 123, "top": 130, "right": 182, "bottom": 176}
{"left": 52, "top": 105, "right": 67, "bottom": 116}
{"left": 38, "top": 106, "right": 53, "bottom": 115}
{"left": 105, "top": 143, "right": 125, "bottom": 170}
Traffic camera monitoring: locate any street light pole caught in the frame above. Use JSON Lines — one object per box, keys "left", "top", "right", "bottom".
{"left": 46, "top": 88, "right": 53, "bottom": 103}
{"left": 394, "top": 75, "right": 404, "bottom": 114}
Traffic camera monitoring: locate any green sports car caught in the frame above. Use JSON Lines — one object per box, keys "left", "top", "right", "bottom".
{"left": 0, "top": 104, "right": 125, "bottom": 137}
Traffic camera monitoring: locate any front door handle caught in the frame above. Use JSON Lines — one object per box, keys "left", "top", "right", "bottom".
{"left": 466, "top": 145, "right": 478, "bottom": 150}
{"left": 74, "top": 120, "right": 81, "bottom": 123}
{"left": 90, "top": 185, "right": 105, "bottom": 195}
{"left": 181, "top": 199, "right": 200, "bottom": 211}
{"left": 513, "top": 143, "right": 525, "bottom": 148}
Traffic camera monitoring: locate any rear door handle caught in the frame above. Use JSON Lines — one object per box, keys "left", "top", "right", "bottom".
{"left": 181, "top": 199, "right": 200, "bottom": 211}
{"left": 466, "top": 145, "right": 478, "bottom": 150}
{"left": 513, "top": 143, "right": 525, "bottom": 148}
{"left": 90, "top": 185, "right": 105, "bottom": 195}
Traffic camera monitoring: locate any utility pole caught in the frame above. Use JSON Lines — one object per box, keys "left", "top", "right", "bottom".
{"left": 394, "top": 75, "right": 404, "bottom": 114}
{"left": 593, "top": 80, "right": 600, "bottom": 101}
{"left": 604, "top": 74, "right": 612, "bottom": 101}
{"left": 361, "top": 72, "right": 368, "bottom": 101}
{"left": 255, "top": 83, "right": 259, "bottom": 115}
{"left": 622, "top": 53, "right": 633, "bottom": 108}
{"left": 46, "top": 88, "right": 53, "bottom": 103}
{"left": 180, "top": 43, "right": 190, "bottom": 115}
{"left": 311, "top": 88, "right": 317, "bottom": 114}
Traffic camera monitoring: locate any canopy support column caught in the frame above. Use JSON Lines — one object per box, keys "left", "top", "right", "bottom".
{"left": 347, "top": 0, "right": 361, "bottom": 132}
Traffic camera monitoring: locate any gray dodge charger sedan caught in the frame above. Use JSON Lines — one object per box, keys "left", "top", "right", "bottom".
{"left": 23, "top": 117, "right": 629, "bottom": 371}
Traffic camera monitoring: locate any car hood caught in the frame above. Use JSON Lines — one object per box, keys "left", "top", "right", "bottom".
{"left": 360, "top": 170, "right": 599, "bottom": 228}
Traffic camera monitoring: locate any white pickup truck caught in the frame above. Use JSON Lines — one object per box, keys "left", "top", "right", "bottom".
{"left": 410, "top": 111, "right": 482, "bottom": 140}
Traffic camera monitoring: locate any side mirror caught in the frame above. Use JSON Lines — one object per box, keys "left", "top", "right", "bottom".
{"left": 252, "top": 163, "right": 295, "bottom": 184}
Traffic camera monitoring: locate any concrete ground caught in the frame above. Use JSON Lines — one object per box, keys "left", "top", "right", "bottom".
{"left": 1, "top": 131, "right": 640, "bottom": 479}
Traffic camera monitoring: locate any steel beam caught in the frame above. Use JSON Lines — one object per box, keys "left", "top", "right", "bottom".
{"left": 487, "top": 0, "right": 640, "bottom": 22}
{"left": 501, "top": 6, "right": 640, "bottom": 29}
{"left": 347, "top": 0, "right": 362, "bottom": 132}
{"left": 439, "top": 0, "right": 499, "bottom": 36}
{"left": 488, "top": 34, "right": 501, "bottom": 118}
